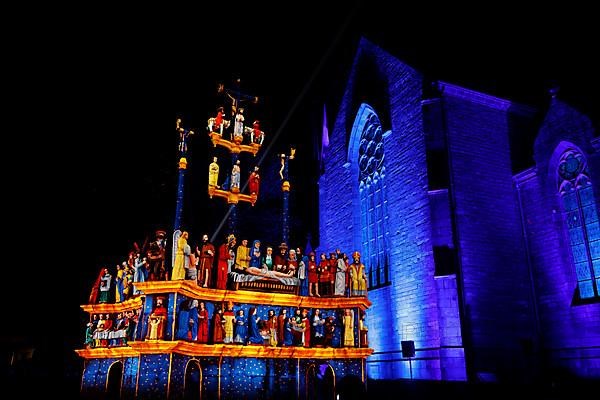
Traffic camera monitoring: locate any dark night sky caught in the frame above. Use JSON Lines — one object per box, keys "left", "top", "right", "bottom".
{"left": 5, "top": 0, "right": 598, "bottom": 389}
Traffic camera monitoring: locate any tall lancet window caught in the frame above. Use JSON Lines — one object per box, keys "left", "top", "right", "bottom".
{"left": 358, "top": 112, "right": 390, "bottom": 289}
{"left": 558, "top": 149, "right": 600, "bottom": 300}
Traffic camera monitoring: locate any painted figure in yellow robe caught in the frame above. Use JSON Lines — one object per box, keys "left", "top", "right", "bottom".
{"left": 147, "top": 316, "right": 161, "bottom": 340}
{"left": 172, "top": 231, "right": 190, "bottom": 280}
{"left": 343, "top": 308, "right": 355, "bottom": 347}
{"left": 223, "top": 303, "right": 236, "bottom": 344}
{"left": 208, "top": 157, "right": 219, "bottom": 188}
{"left": 349, "top": 251, "right": 368, "bottom": 296}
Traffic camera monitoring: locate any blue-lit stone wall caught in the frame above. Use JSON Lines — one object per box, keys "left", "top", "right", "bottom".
{"left": 166, "top": 293, "right": 176, "bottom": 340}
{"left": 168, "top": 354, "right": 191, "bottom": 399}
{"left": 434, "top": 275, "right": 467, "bottom": 380}
{"left": 214, "top": 358, "right": 364, "bottom": 399}
{"left": 81, "top": 358, "right": 107, "bottom": 396}
{"left": 222, "top": 358, "right": 266, "bottom": 399}
{"left": 429, "top": 188, "right": 466, "bottom": 379}
{"left": 298, "top": 359, "right": 364, "bottom": 399}
{"left": 137, "top": 354, "right": 170, "bottom": 399}
{"left": 523, "top": 99, "right": 600, "bottom": 377}
{"left": 80, "top": 357, "right": 138, "bottom": 398}
{"left": 319, "top": 38, "right": 445, "bottom": 380}
{"left": 201, "top": 357, "right": 220, "bottom": 395}
{"left": 121, "top": 357, "right": 139, "bottom": 399}
{"left": 428, "top": 190, "right": 453, "bottom": 247}
{"left": 168, "top": 355, "right": 220, "bottom": 399}
{"left": 81, "top": 353, "right": 366, "bottom": 398}
{"left": 442, "top": 86, "right": 535, "bottom": 379}
{"left": 263, "top": 358, "right": 298, "bottom": 398}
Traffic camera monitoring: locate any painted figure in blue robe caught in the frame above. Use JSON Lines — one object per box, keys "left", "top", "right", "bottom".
{"left": 249, "top": 240, "right": 262, "bottom": 268}
{"left": 284, "top": 316, "right": 294, "bottom": 346}
{"left": 188, "top": 300, "right": 199, "bottom": 341}
{"left": 133, "top": 254, "right": 147, "bottom": 295}
{"left": 176, "top": 299, "right": 198, "bottom": 340}
{"left": 312, "top": 309, "right": 325, "bottom": 346}
{"left": 233, "top": 309, "right": 247, "bottom": 344}
{"left": 247, "top": 307, "right": 264, "bottom": 344}
{"left": 115, "top": 264, "right": 125, "bottom": 303}
{"left": 230, "top": 160, "right": 241, "bottom": 191}
{"left": 176, "top": 300, "right": 190, "bottom": 340}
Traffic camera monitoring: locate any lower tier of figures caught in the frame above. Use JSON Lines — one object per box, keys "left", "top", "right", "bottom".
{"left": 85, "top": 296, "right": 369, "bottom": 350}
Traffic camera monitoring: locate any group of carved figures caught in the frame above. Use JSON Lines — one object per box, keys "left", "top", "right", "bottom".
{"left": 194, "top": 306, "right": 367, "bottom": 349}
{"left": 184, "top": 303, "right": 367, "bottom": 348}
{"left": 89, "top": 229, "right": 368, "bottom": 305}
{"left": 208, "top": 157, "right": 260, "bottom": 195}
{"left": 89, "top": 231, "right": 168, "bottom": 304}
{"left": 172, "top": 233, "right": 368, "bottom": 296}
{"left": 86, "top": 299, "right": 368, "bottom": 349}
{"left": 84, "top": 309, "right": 140, "bottom": 348}
{"left": 207, "top": 106, "right": 265, "bottom": 146}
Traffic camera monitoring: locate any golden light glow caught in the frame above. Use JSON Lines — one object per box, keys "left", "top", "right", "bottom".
{"left": 75, "top": 347, "right": 140, "bottom": 359}
{"left": 178, "top": 157, "right": 188, "bottom": 169}
{"left": 81, "top": 297, "right": 143, "bottom": 314}
{"left": 208, "top": 187, "right": 257, "bottom": 206}
{"left": 76, "top": 341, "right": 373, "bottom": 360}
{"left": 209, "top": 132, "right": 260, "bottom": 156}
{"left": 167, "top": 353, "right": 173, "bottom": 398}
{"left": 129, "top": 281, "right": 371, "bottom": 310}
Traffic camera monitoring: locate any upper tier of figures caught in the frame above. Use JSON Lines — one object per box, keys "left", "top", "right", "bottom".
{"left": 208, "top": 105, "right": 264, "bottom": 146}
{"left": 88, "top": 230, "right": 368, "bottom": 305}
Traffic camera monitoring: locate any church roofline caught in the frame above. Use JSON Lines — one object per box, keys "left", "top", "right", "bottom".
{"left": 438, "top": 81, "right": 537, "bottom": 115}
{"left": 513, "top": 167, "right": 537, "bottom": 185}
{"left": 591, "top": 136, "right": 600, "bottom": 152}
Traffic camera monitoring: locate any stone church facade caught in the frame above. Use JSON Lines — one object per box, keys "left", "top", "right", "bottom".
{"left": 318, "top": 38, "right": 600, "bottom": 382}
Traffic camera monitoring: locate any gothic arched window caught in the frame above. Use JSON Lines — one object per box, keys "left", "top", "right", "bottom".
{"left": 358, "top": 111, "right": 390, "bottom": 289}
{"left": 558, "top": 149, "right": 600, "bottom": 300}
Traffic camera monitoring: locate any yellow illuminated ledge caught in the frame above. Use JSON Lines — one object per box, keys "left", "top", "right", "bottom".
{"left": 129, "top": 280, "right": 371, "bottom": 310}
{"left": 75, "top": 341, "right": 373, "bottom": 359}
{"left": 209, "top": 132, "right": 261, "bottom": 155}
{"left": 80, "top": 297, "right": 144, "bottom": 314}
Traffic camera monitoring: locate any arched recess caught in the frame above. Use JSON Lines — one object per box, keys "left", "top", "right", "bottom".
{"left": 184, "top": 359, "right": 203, "bottom": 399}
{"left": 305, "top": 362, "right": 336, "bottom": 400}
{"left": 105, "top": 360, "right": 124, "bottom": 399}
